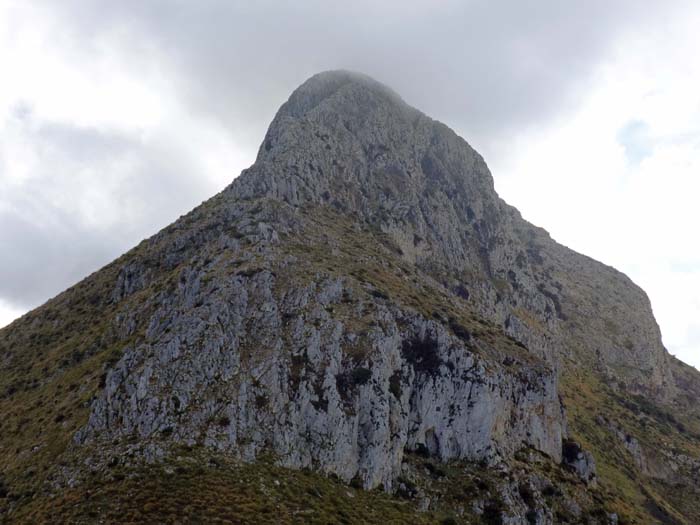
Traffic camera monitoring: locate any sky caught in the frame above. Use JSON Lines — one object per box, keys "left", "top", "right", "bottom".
{"left": 1, "top": 1, "right": 699, "bottom": 369}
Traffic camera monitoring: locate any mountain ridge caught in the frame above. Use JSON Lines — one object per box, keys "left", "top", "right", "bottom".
{"left": 1, "top": 70, "right": 699, "bottom": 523}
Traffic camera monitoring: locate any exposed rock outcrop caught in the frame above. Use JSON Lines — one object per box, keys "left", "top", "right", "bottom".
{"left": 562, "top": 439, "right": 597, "bottom": 485}
{"left": 76, "top": 203, "right": 565, "bottom": 489}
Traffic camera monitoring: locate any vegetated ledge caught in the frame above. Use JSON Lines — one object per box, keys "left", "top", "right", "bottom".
{"left": 8, "top": 445, "right": 618, "bottom": 524}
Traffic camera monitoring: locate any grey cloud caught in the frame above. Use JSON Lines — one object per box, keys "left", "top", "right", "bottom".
{"left": 0, "top": 113, "right": 218, "bottom": 310}
{"left": 43, "top": 0, "right": 692, "bottom": 151}
{"left": 1, "top": 0, "right": 695, "bottom": 312}
{"left": 0, "top": 206, "right": 115, "bottom": 308}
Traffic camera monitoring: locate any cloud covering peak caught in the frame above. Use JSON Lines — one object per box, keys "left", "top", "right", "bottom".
{"left": 1, "top": 0, "right": 699, "bottom": 368}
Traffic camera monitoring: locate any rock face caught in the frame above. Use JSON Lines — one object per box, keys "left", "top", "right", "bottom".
{"left": 80, "top": 282, "right": 564, "bottom": 489}
{"left": 562, "top": 440, "right": 597, "bottom": 485}
{"left": 4, "top": 70, "right": 700, "bottom": 522}
{"left": 75, "top": 201, "right": 566, "bottom": 490}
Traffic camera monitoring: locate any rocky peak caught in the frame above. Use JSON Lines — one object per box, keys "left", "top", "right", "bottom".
{"left": 261, "top": 70, "right": 413, "bottom": 144}
{"left": 233, "top": 71, "right": 504, "bottom": 270}
{"left": 226, "top": 72, "right": 677, "bottom": 398}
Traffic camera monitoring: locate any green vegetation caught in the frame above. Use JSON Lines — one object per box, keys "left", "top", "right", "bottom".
{"left": 11, "top": 452, "right": 453, "bottom": 524}
{"left": 7, "top": 445, "right": 623, "bottom": 524}
{"left": 561, "top": 365, "right": 700, "bottom": 524}
{"left": 0, "top": 252, "right": 127, "bottom": 507}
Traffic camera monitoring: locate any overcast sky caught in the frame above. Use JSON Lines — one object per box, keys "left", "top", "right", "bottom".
{"left": 1, "top": 1, "right": 699, "bottom": 369}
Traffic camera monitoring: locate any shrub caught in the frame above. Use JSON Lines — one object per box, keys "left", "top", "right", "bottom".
{"left": 351, "top": 367, "right": 372, "bottom": 385}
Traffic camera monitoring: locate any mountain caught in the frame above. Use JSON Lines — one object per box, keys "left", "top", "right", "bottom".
{"left": 1, "top": 70, "right": 699, "bottom": 524}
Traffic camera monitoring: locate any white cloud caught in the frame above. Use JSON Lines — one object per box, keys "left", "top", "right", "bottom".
{"left": 491, "top": 5, "right": 700, "bottom": 369}
{"left": 0, "top": 3, "right": 251, "bottom": 309}
{"left": 0, "top": 2, "right": 169, "bottom": 132}
{"left": 0, "top": 299, "right": 22, "bottom": 328}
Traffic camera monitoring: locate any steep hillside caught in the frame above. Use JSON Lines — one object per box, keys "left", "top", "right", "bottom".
{"left": 1, "top": 71, "right": 699, "bottom": 524}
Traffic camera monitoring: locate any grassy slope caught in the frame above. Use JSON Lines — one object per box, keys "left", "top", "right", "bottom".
{"left": 0, "top": 253, "right": 127, "bottom": 507}
{"left": 561, "top": 362, "right": 700, "bottom": 524}
{"left": 12, "top": 446, "right": 618, "bottom": 524}
{"left": 11, "top": 453, "right": 446, "bottom": 525}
